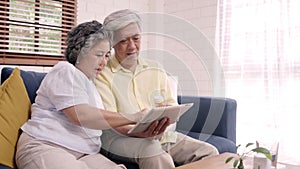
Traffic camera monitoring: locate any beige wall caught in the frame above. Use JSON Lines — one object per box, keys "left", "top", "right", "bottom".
{"left": 1, "top": 0, "right": 219, "bottom": 97}
{"left": 77, "top": 0, "right": 219, "bottom": 96}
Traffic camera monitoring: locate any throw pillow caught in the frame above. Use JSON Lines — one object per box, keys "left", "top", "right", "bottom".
{"left": 1, "top": 67, "right": 46, "bottom": 103}
{"left": 0, "top": 68, "right": 31, "bottom": 168}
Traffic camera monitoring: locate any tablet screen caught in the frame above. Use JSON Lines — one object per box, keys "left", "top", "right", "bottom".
{"left": 128, "top": 103, "right": 194, "bottom": 134}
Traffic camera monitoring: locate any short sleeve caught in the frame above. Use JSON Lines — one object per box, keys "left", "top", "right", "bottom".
{"left": 37, "top": 62, "right": 91, "bottom": 111}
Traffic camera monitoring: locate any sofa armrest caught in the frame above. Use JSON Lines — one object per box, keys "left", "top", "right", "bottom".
{"left": 176, "top": 96, "right": 236, "bottom": 144}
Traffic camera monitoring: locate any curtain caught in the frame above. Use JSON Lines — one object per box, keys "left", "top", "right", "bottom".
{"left": 216, "top": 0, "right": 300, "bottom": 164}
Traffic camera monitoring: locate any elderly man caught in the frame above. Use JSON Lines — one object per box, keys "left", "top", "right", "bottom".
{"left": 95, "top": 9, "right": 218, "bottom": 169}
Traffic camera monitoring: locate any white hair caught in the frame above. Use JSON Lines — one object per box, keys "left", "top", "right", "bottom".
{"left": 103, "top": 9, "right": 142, "bottom": 32}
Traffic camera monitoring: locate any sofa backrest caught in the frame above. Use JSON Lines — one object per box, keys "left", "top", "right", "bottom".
{"left": 1, "top": 67, "right": 46, "bottom": 104}
{"left": 1, "top": 67, "right": 237, "bottom": 144}
{"left": 177, "top": 95, "right": 237, "bottom": 143}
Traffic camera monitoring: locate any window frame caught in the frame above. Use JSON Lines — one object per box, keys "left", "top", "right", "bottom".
{"left": 0, "top": 0, "right": 77, "bottom": 66}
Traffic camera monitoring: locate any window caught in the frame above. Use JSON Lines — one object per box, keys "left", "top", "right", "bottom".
{"left": 216, "top": 0, "right": 300, "bottom": 164}
{"left": 0, "top": 0, "right": 77, "bottom": 66}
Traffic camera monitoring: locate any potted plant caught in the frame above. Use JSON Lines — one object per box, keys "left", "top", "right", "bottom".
{"left": 225, "top": 143, "right": 272, "bottom": 169}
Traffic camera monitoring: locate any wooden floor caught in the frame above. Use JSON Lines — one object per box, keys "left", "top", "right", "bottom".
{"left": 281, "top": 163, "right": 300, "bottom": 169}
{"left": 174, "top": 153, "right": 237, "bottom": 169}
{"left": 173, "top": 153, "right": 300, "bottom": 169}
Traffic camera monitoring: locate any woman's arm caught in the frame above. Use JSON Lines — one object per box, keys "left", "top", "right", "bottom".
{"left": 62, "top": 104, "right": 146, "bottom": 130}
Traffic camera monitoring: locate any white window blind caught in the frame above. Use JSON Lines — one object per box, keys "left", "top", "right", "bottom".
{"left": 0, "top": 0, "right": 77, "bottom": 66}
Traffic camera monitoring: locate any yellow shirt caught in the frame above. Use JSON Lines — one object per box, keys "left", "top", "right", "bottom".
{"left": 94, "top": 55, "right": 178, "bottom": 143}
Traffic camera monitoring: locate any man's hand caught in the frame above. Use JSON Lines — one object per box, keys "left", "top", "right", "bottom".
{"left": 129, "top": 117, "right": 171, "bottom": 138}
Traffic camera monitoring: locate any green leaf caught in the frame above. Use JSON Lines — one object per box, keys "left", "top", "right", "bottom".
{"left": 246, "top": 142, "right": 254, "bottom": 148}
{"left": 252, "top": 147, "right": 270, "bottom": 154}
{"left": 252, "top": 147, "right": 272, "bottom": 160}
{"left": 236, "top": 144, "right": 241, "bottom": 150}
{"left": 264, "top": 153, "right": 273, "bottom": 160}
{"left": 226, "top": 157, "right": 234, "bottom": 163}
{"left": 233, "top": 159, "right": 239, "bottom": 168}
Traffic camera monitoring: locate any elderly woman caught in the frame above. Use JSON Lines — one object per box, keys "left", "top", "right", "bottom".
{"left": 15, "top": 20, "right": 144, "bottom": 169}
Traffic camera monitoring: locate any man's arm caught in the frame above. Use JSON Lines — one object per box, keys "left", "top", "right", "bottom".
{"left": 94, "top": 72, "right": 170, "bottom": 138}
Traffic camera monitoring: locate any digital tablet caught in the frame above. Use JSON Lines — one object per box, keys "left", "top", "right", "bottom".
{"left": 128, "top": 103, "right": 194, "bottom": 134}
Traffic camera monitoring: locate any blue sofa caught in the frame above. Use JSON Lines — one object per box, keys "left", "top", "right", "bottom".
{"left": 0, "top": 67, "right": 237, "bottom": 169}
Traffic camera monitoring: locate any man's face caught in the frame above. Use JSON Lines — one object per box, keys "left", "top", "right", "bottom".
{"left": 113, "top": 23, "right": 141, "bottom": 67}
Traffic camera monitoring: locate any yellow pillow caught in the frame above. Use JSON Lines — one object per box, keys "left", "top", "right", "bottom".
{"left": 0, "top": 68, "right": 31, "bottom": 168}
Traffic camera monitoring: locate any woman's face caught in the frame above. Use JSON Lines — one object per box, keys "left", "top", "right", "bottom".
{"left": 76, "top": 40, "right": 111, "bottom": 79}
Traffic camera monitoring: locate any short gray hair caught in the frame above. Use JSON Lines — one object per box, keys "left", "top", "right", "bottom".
{"left": 78, "top": 31, "right": 111, "bottom": 59}
{"left": 103, "top": 9, "right": 142, "bottom": 32}
{"left": 65, "top": 20, "right": 112, "bottom": 65}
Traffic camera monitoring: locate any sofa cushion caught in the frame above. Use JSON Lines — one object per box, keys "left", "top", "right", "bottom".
{"left": 0, "top": 68, "right": 31, "bottom": 168}
{"left": 1, "top": 67, "right": 46, "bottom": 103}
{"left": 178, "top": 130, "right": 236, "bottom": 153}
{"left": 0, "top": 165, "right": 12, "bottom": 169}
